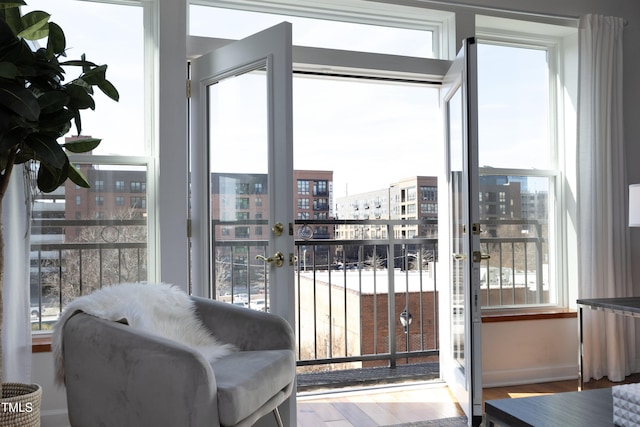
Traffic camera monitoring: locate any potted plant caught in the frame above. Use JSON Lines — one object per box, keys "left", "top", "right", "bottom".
{"left": 0, "top": 1, "right": 118, "bottom": 423}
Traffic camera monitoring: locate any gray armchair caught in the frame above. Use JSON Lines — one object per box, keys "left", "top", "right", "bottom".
{"left": 60, "top": 296, "right": 296, "bottom": 427}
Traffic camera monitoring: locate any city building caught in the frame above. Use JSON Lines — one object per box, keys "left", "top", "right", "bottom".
{"left": 334, "top": 176, "right": 438, "bottom": 241}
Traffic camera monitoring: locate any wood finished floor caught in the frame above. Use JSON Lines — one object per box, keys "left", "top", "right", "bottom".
{"left": 296, "top": 373, "right": 640, "bottom": 426}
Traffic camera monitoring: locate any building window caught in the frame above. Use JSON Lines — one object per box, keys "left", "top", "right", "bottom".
{"left": 115, "top": 180, "right": 125, "bottom": 191}
{"left": 131, "top": 196, "right": 146, "bottom": 209}
{"left": 298, "top": 180, "right": 310, "bottom": 195}
{"left": 298, "top": 198, "right": 310, "bottom": 210}
{"left": 95, "top": 196, "right": 104, "bottom": 206}
{"left": 313, "top": 180, "right": 327, "bottom": 196}
{"left": 420, "top": 186, "right": 437, "bottom": 201}
{"left": 130, "top": 181, "right": 145, "bottom": 193}
{"left": 236, "top": 183, "right": 249, "bottom": 194}
{"left": 313, "top": 198, "right": 328, "bottom": 211}
{"left": 95, "top": 180, "right": 104, "bottom": 191}
{"left": 235, "top": 198, "right": 249, "bottom": 209}
{"left": 407, "top": 186, "right": 416, "bottom": 202}
{"left": 235, "top": 227, "right": 250, "bottom": 238}
{"left": 116, "top": 196, "right": 125, "bottom": 206}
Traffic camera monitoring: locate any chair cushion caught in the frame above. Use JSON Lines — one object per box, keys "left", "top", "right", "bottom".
{"left": 210, "top": 349, "right": 295, "bottom": 426}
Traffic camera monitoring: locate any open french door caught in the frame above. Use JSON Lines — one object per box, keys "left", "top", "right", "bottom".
{"left": 440, "top": 37, "right": 483, "bottom": 427}
{"left": 189, "top": 23, "right": 295, "bottom": 426}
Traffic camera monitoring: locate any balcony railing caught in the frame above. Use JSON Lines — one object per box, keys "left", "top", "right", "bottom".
{"left": 30, "top": 218, "right": 147, "bottom": 331}
{"left": 292, "top": 219, "right": 440, "bottom": 374}
{"left": 31, "top": 217, "right": 548, "bottom": 382}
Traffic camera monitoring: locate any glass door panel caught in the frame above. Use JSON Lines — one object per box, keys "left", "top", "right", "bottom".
{"left": 441, "top": 38, "right": 482, "bottom": 427}
{"left": 189, "top": 23, "right": 294, "bottom": 426}
{"left": 208, "top": 68, "right": 270, "bottom": 306}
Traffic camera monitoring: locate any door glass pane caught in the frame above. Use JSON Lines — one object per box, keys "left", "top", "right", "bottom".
{"left": 208, "top": 68, "right": 270, "bottom": 308}
{"left": 448, "top": 87, "right": 466, "bottom": 368}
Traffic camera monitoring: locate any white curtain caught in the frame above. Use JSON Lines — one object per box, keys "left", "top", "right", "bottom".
{"left": 1, "top": 168, "right": 31, "bottom": 383}
{"left": 577, "top": 14, "right": 634, "bottom": 382}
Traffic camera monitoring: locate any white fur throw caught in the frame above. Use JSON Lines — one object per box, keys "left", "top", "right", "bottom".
{"left": 52, "top": 282, "right": 236, "bottom": 386}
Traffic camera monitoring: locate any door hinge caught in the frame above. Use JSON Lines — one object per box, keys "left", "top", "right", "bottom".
{"left": 186, "top": 79, "right": 191, "bottom": 98}
{"left": 187, "top": 218, "right": 192, "bottom": 238}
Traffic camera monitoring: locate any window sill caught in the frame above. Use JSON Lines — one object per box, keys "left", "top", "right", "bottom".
{"left": 32, "top": 335, "right": 53, "bottom": 353}
{"left": 32, "top": 310, "right": 578, "bottom": 352}
{"left": 482, "top": 308, "right": 576, "bottom": 323}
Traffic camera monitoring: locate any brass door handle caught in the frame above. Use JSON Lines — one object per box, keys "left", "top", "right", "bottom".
{"left": 473, "top": 251, "right": 490, "bottom": 263}
{"left": 256, "top": 252, "right": 284, "bottom": 267}
{"left": 452, "top": 253, "right": 466, "bottom": 261}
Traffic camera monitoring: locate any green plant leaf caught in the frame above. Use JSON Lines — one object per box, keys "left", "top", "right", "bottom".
{"left": 37, "top": 91, "right": 70, "bottom": 113}
{"left": 98, "top": 79, "right": 119, "bottom": 101}
{"left": 81, "top": 64, "right": 106, "bottom": 85}
{"left": 0, "top": 14, "right": 18, "bottom": 50}
{"left": 72, "top": 109, "right": 82, "bottom": 135}
{"left": 37, "top": 109, "right": 75, "bottom": 133}
{"left": 62, "top": 137, "right": 101, "bottom": 153}
{"left": 0, "top": 1, "right": 26, "bottom": 10}
{"left": 24, "top": 133, "right": 66, "bottom": 168}
{"left": 18, "top": 11, "right": 50, "bottom": 41}
{"left": 46, "top": 22, "right": 65, "bottom": 56}
{"left": 1, "top": 3, "right": 22, "bottom": 36}
{"left": 59, "top": 59, "right": 98, "bottom": 68}
{"left": 0, "top": 81, "right": 40, "bottom": 121}
{"left": 0, "top": 125, "right": 27, "bottom": 152}
{"left": 66, "top": 162, "right": 90, "bottom": 188}
{"left": 65, "top": 84, "right": 95, "bottom": 110}
{"left": 0, "top": 61, "right": 17, "bottom": 78}
{"left": 36, "top": 161, "right": 66, "bottom": 193}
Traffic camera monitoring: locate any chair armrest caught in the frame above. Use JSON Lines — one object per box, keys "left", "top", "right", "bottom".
{"left": 192, "top": 296, "right": 295, "bottom": 352}
{"left": 62, "top": 312, "right": 219, "bottom": 427}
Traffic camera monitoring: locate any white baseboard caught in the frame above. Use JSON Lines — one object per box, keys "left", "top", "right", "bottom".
{"left": 483, "top": 364, "right": 578, "bottom": 388}
{"left": 40, "top": 409, "right": 70, "bottom": 427}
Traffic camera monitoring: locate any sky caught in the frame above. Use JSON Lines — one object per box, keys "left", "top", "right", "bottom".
{"left": 22, "top": 1, "right": 551, "bottom": 198}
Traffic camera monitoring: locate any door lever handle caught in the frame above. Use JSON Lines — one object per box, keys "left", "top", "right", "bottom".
{"left": 473, "top": 251, "right": 490, "bottom": 263}
{"left": 256, "top": 252, "right": 284, "bottom": 267}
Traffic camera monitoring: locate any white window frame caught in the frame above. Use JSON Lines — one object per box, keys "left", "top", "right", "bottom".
{"left": 475, "top": 17, "right": 578, "bottom": 311}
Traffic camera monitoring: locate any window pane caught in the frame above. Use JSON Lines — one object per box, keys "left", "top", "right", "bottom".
{"left": 24, "top": 0, "right": 145, "bottom": 156}
{"left": 189, "top": 5, "right": 434, "bottom": 58}
{"left": 31, "top": 164, "right": 148, "bottom": 330}
{"left": 478, "top": 175, "right": 553, "bottom": 307}
{"left": 477, "top": 43, "right": 550, "bottom": 169}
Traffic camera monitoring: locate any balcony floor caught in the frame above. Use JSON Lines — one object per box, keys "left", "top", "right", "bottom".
{"left": 297, "top": 362, "right": 440, "bottom": 392}
{"left": 297, "top": 380, "right": 464, "bottom": 426}
{"left": 297, "top": 373, "right": 640, "bottom": 426}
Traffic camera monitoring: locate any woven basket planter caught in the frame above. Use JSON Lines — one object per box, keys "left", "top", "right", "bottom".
{"left": 0, "top": 383, "right": 42, "bottom": 427}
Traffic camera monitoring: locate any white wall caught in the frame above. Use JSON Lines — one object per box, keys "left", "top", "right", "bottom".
{"left": 482, "top": 318, "right": 578, "bottom": 387}
{"left": 33, "top": 352, "right": 69, "bottom": 427}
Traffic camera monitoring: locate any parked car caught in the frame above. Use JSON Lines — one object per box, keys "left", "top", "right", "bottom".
{"left": 249, "top": 299, "right": 267, "bottom": 312}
